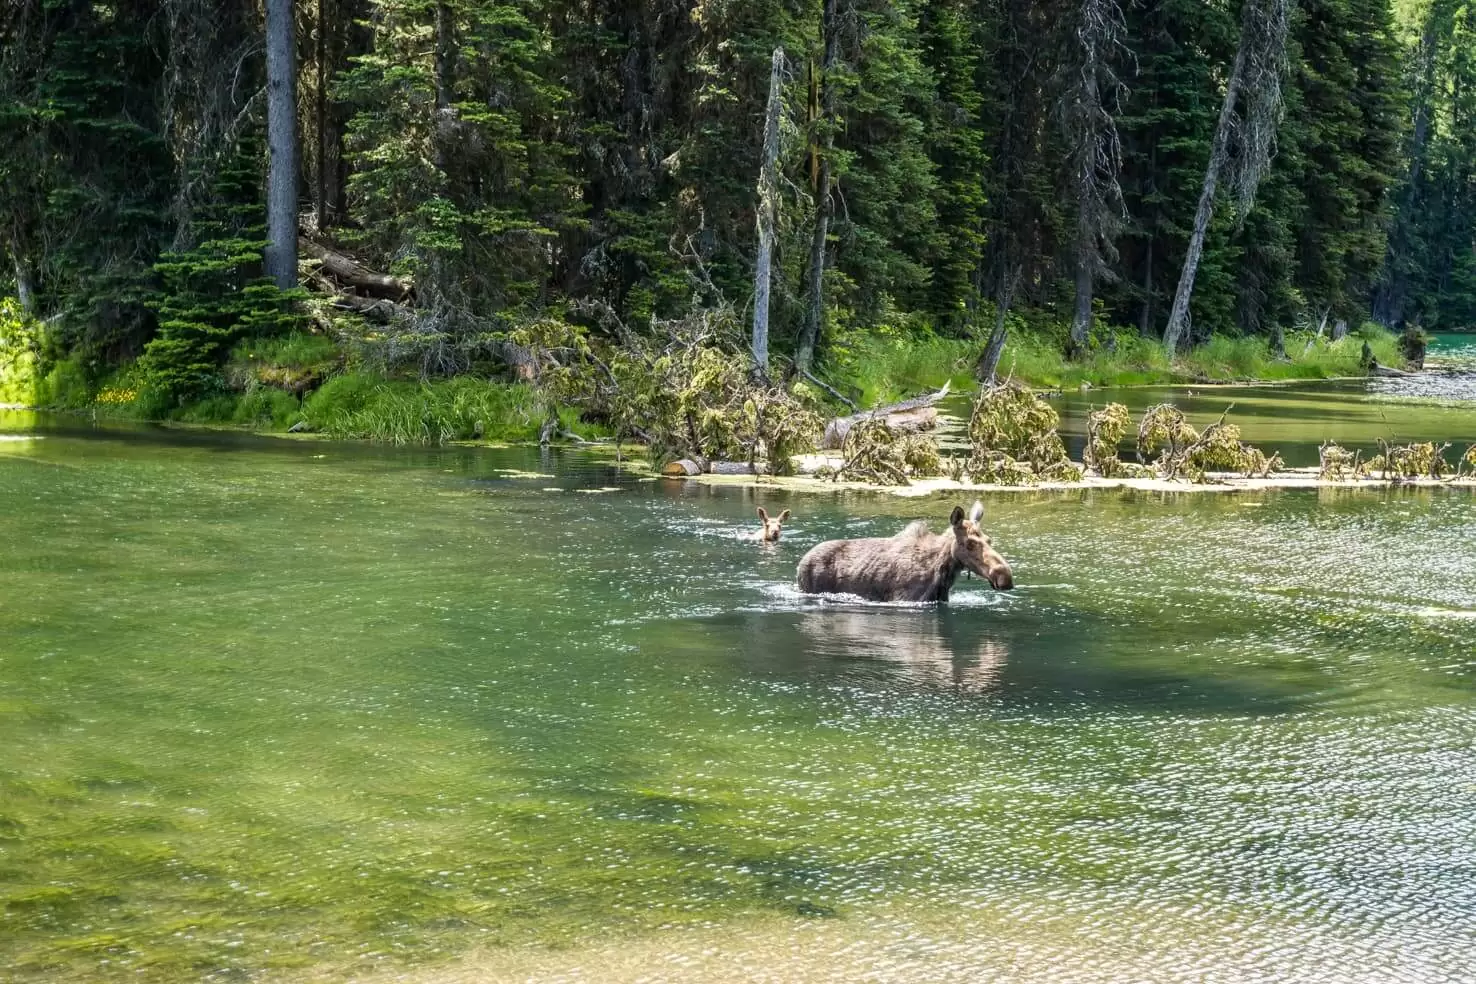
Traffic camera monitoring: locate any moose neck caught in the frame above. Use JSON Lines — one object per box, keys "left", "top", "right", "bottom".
{"left": 930, "top": 532, "right": 965, "bottom": 601}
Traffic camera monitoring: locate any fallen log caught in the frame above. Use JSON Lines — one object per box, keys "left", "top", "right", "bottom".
{"left": 661, "top": 458, "right": 703, "bottom": 476}
{"left": 1368, "top": 362, "right": 1413, "bottom": 378}
{"left": 330, "top": 292, "right": 410, "bottom": 323}
{"left": 821, "top": 381, "right": 949, "bottom": 450}
{"left": 300, "top": 237, "right": 412, "bottom": 300}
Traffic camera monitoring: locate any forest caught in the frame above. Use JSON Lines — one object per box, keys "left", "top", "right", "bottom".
{"left": 2, "top": 0, "right": 1475, "bottom": 425}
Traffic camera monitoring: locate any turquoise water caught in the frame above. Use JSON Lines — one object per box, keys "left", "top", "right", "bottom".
{"left": 3, "top": 395, "right": 1476, "bottom": 982}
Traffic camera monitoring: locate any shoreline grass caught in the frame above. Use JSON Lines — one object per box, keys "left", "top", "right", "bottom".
{"left": 826, "top": 325, "right": 1405, "bottom": 407}
{"left": 5, "top": 327, "right": 1410, "bottom": 445}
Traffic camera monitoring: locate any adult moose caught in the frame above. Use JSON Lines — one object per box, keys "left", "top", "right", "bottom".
{"left": 796, "top": 502, "right": 1014, "bottom": 602}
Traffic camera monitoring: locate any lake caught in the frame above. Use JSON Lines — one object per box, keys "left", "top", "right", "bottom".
{"left": 2, "top": 342, "right": 1475, "bottom": 982}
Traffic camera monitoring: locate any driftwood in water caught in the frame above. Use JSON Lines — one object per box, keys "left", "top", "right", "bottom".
{"left": 300, "top": 237, "right": 412, "bottom": 300}
{"left": 659, "top": 459, "right": 758, "bottom": 476}
{"left": 708, "top": 460, "right": 759, "bottom": 475}
{"left": 821, "top": 381, "right": 950, "bottom": 450}
{"left": 1368, "top": 362, "right": 1412, "bottom": 378}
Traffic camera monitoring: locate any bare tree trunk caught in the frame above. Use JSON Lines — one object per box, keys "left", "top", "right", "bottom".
{"left": 1138, "top": 235, "right": 1153, "bottom": 337}
{"left": 434, "top": 2, "right": 455, "bottom": 111}
{"left": 315, "top": 0, "right": 328, "bottom": 233}
{"left": 1162, "top": 45, "right": 1244, "bottom": 354}
{"left": 796, "top": 0, "right": 839, "bottom": 374}
{"left": 1163, "top": 0, "right": 1289, "bottom": 354}
{"left": 264, "top": 0, "right": 299, "bottom": 289}
{"left": 977, "top": 266, "right": 1022, "bottom": 384}
{"left": 1070, "top": 250, "right": 1095, "bottom": 356}
{"left": 751, "top": 47, "right": 784, "bottom": 375}
{"left": 13, "top": 257, "right": 36, "bottom": 316}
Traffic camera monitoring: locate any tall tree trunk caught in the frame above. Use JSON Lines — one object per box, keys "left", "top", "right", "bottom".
{"left": 977, "top": 266, "right": 1022, "bottom": 383}
{"left": 264, "top": 0, "right": 299, "bottom": 289}
{"left": 796, "top": 0, "right": 839, "bottom": 374}
{"left": 1374, "top": 12, "right": 1440, "bottom": 328}
{"left": 1069, "top": 246, "right": 1095, "bottom": 356}
{"left": 1065, "top": 0, "right": 1127, "bottom": 358}
{"left": 13, "top": 255, "right": 36, "bottom": 316}
{"left": 1138, "top": 235, "right": 1153, "bottom": 337}
{"left": 1161, "top": 45, "right": 1244, "bottom": 354}
{"left": 315, "top": 0, "right": 328, "bottom": 233}
{"left": 751, "top": 48, "right": 784, "bottom": 375}
{"left": 434, "top": 2, "right": 455, "bottom": 111}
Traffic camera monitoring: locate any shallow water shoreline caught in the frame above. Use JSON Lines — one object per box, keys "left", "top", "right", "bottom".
{"left": 629, "top": 461, "right": 1476, "bottom": 497}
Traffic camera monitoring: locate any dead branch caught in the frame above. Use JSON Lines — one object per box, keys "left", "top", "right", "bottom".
{"left": 300, "top": 236, "right": 412, "bottom": 300}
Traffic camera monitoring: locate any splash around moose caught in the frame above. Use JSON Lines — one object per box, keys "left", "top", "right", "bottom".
{"left": 796, "top": 502, "right": 1014, "bottom": 603}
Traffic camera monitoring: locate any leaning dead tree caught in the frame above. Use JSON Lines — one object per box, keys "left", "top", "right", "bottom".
{"left": 1064, "top": 0, "right": 1129, "bottom": 357}
{"left": 976, "top": 264, "right": 1022, "bottom": 383}
{"left": 1162, "top": 0, "right": 1291, "bottom": 354}
{"left": 751, "top": 47, "right": 785, "bottom": 375}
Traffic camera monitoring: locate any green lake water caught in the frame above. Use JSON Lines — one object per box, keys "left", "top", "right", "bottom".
{"left": 1041, "top": 331, "right": 1476, "bottom": 466}
{"left": 3, "top": 353, "right": 1476, "bottom": 982}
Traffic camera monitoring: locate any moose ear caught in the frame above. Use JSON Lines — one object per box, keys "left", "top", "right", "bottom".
{"left": 757, "top": 507, "right": 769, "bottom": 522}
{"left": 969, "top": 501, "right": 984, "bottom": 524}
{"left": 950, "top": 505, "right": 965, "bottom": 527}
{"left": 777, "top": 509, "right": 791, "bottom": 523}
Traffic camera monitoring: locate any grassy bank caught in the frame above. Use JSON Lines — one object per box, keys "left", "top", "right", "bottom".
{"left": 4, "top": 317, "right": 1408, "bottom": 446}
{"left": 3, "top": 330, "right": 578, "bottom": 445}
{"left": 829, "top": 325, "right": 1405, "bottom": 407}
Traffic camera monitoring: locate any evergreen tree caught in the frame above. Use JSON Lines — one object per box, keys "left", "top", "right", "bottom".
{"left": 917, "top": 0, "right": 987, "bottom": 332}
{"left": 339, "top": 0, "right": 579, "bottom": 318}
{"left": 141, "top": 137, "right": 303, "bottom": 405}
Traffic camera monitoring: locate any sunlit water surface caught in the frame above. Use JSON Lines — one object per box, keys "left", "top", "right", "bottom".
{"left": 2, "top": 389, "right": 1475, "bottom": 982}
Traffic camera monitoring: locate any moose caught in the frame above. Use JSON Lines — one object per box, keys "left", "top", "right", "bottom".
{"left": 796, "top": 502, "right": 1014, "bottom": 602}
{"left": 756, "top": 507, "right": 791, "bottom": 543}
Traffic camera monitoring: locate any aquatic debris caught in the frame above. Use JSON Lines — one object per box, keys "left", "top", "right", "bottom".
{"left": 1084, "top": 403, "right": 1152, "bottom": 478}
{"left": 1367, "top": 440, "right": 1450, "bottom": 481}
{"left": 966, "top": 381, "right": 1081, "bottom": 484}
{"left": 831, "top": 418, "right": 941, "bottom": 486}
{"left": 1460, "top": 444, "right": 1476, "bottom": 479}
{"left": 512, "top": 311, "right": 822, "bottom": 473}
{"left": 1137, "top": 404, "right": 1197, "bottom": 474}
{"left": 496, "top": 469, "right": 557, "bottom": 479}
{"left": 1318, "top": 442, "right": 1363, "bottom": 481}
{"left": 1138, "top": 404, "right": 1282, "bottom": 481}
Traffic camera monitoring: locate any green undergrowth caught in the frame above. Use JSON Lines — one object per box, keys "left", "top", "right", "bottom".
{"left": 828, "top": 324, "right": 1406, "bottom": 405}
{"left": 299, "top": 373, "right": 582, "bottom": 445}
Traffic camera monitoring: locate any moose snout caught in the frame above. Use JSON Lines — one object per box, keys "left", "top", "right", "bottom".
{"left": 989, "top": 566, "right": 1014, "bottom": 591}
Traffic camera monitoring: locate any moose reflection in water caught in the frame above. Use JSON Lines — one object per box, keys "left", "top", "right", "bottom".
{"left": 797, "top": 501, "right": 1014, "bottom": 602}
{"left": 798, "top": 610, "right": 1010, "bottom": 696}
